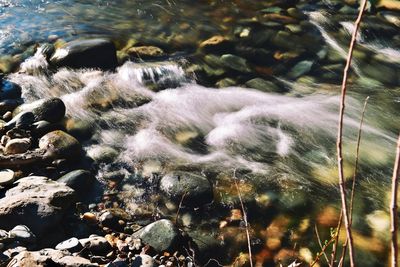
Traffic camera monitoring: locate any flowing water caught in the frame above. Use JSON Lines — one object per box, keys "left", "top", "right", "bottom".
{"left": 1, "top": 0, "right": 400, "bottom": 266}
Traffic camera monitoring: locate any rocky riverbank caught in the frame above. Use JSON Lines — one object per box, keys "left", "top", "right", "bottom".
{"left": 0, "top": 0, "right": 399, "bottom": 266}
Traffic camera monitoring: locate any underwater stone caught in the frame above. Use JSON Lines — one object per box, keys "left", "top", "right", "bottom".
{"left": 245, "top": 78, "right": 282, "bottom": 93}
{"left": 159, "top": 171, "right": 213, "bottom": 207}
{"left": 220, "top": 54, "right": 252, "bottom": 73}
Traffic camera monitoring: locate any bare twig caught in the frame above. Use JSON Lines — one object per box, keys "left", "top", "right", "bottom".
{"left": 338, "top": 96, "right": 369, "bottom": 267}
{"left": 233, "top": 170, "right": 253, "bottom": 267}
{"left": 175, "top": 191, "right": 188, "bottom": 224}
{"left": 390, "top": 134, "right": 400, "bottom": 267}
{"left": 330, "top": 210, "right": 343, "bottom": 266}
{"left": 336, "top": 0, "right": 367, "bottom": 266}
{"left": 314, "top": 225, "right": 331, "bottom": 265}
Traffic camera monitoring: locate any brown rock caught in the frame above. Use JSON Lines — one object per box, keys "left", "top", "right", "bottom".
{"left": 128, "top": 46, "right": 165, "bottom": 59}
{"left": 4, "top": 138, "right": 31, "bottom": 154}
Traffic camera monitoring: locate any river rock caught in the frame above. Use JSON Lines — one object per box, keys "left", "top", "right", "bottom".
{"left": 98, "top": 208, "right": 131, "bottom": 230}
{"left": 287, "top": 60, "right": 313, "bottom": 79}
{"left": 39, "top": 130, "right": 82, "bottom": 159}
{"left": 50, "top": 39, "right": 118, "bottom": 70}
{"left": 245, "top": 78, "right": 282, "bottom": 93}
{"left": 4, "top": 138, "right": 31, "bottom": 154}
{"left": 8, "top": 225, "right": 36, "bottom": 245}
{"left": 220, "top": 54, "right": 251, "bottom": 73}
{"left": 0, "top": 176, "right": 75, "bottom": 235}
{"left": 32, "top": 98, "right": 66, "bottom": 123}
{"left": 55, "top": 237, "right": 83, "bottom": 252}
{"left": 86, "top": 145, "right": 118, "bottom": 164}
{"left": 131, "top": 255, "right": 154, "bottom": 267}
{"left": 132, "top": 219, "right": 180, "bottom": 252}
{"left": 128, "top": 46, "right": 165, "bottom": 59}
{"left": 79, "top": 235, "right": 111, "bottom": 254}
{"left": 159, "top": 171, "right": 213, "bottom": 207}
{"left": 8, "top": 249, "right": 97, "bottom": 267}
{"left": 199, "top": 35, "right": 232, "bottom": 53}
{"left": 0, "top": 99, "right": 23, "bottom": 116}
{"left": 4, "top": 112, "right": 34, "bottom": 130}
{"left": 57, "top": 169, "right": 94, "bottom": 194}
{"left": 0, "top": 80, "right": 21, "bottom": 100}
{"left": 0, "top": 169, "right": 14, "bottom": 186}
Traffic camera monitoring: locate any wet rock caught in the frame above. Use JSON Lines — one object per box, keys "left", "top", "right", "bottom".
{"left": 87, "top": 145, "right": 118, "bottom": 164}
{"left": 0, "top": 99, "right": 23, "bottom": 116}
{"left": 9, "top": 225, "right": 36, "bottom": 245}
{"left": 55, "top": 237, "right": 83, "bottom": 253}
{"left": 32, "top": 120, "right": 61, "bottom": 137}
{"left": 0, "top": 80, "right": 21, "bottom": 100}
{"left": 216, "top": 78, "right": 237, "bottom": 88}
{"left": 288, "top": 60, "right": 314, "bottom": 79}
{"left": 220, "top": 54, "right": 251, "bottom": 73}
{"left": 362, "top": 60, "right": 398, "bottom": 85}
{"left": 79, "top": 235, "right": 111, "bottom": 254}
{"left": 32, "top": 98, "right": 66, "bottom": 123}
{"left": 132, "top": 219, "right": 180, "bottom": 252}
{"left": 39, "top": 130, "right": 82, "bottom": 159}
{"left": 0, "top": 176, "right": 75, "bottom": 235}
{"left": 0, "top": 169, "right": 15, "bottom": 186}
{"left": 50, "top": 38, "right": 118, "bottom": 70}
{"left": 38, "top": 43, "right": 55, "bottom": 61}
{"left": 159, "top": 171, "right": 213, "bottom": 207}
{"left": 9, "top": 249, "right": 97, "bottom": 267}
{"left": 4, "top": 112, "right": 34, "bottom": 130}
{"left": 245, "top": 78, "right": 282, "bottom": 93}
{"left": 131, "top": 255, "right": 154, "bottom": 267}
{"left": 99, "top": 208, "right": 131, "bottom": 230}
{"left": 199, "top": 35, "right": 232, "bottom": 53}
{"left": 188, "top": 230, "right": 224, "bottom": 263}
{"left": 128, "top": 46, "right": 165, "bottom": 60}
{"left": 57, "top": 169, "right": 94, "bottom": 194}
{"left": 4, "top": 138, "right": 31, "bottom": 155}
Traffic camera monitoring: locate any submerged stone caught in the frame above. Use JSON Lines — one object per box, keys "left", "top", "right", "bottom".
{"left": 132, "top": 219, "right": 180, "bottom": 252}
{"left": 288, "top": 60, "right": 313, "bottom": 79}
{"left": 245, "top": 78, "right": 282, "bottom": 93}
{"left": 159, "top": 171, "right": 213, "bottom": 207}
{"left": 220, "top": 54, "right": 252, "bottom": 73}
{"left": 128, "top": 46, "right": 165, "bottom": 59}
{"left": 50, "top": 38, "right": 118, "bottom": 70}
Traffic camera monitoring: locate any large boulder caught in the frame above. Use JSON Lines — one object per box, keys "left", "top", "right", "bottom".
{"left": 159, "top": 171, "right": 213, "bottom": 207}
{"left": 132, "top": 219, "right": 180, "bottom": 252}
{"left": 0, "top": 176, "right": 75, "bottom": 235}
{"left": 50, "top": 39, "right": 118, "bottom": 70}
{"left": 8, "top": 249, "right": 97, "bottom": 267}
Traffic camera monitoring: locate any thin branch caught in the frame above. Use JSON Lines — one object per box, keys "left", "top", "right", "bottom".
{"left": 314, "top": 224, "right": 331, "bottom": 265}
{"left": 390, "top": 134, "right": 400, "bottom": 267}
{"left": 338, "top": 96, "right": 369, "bottom": 267}
{"left": 330, "top": 210, "right": 343, "bottom": 266}
{"left": 310, "top": 232, "right": 336, "bottom": 267}
{"left": 336, "top": 0, "right": 367, "bottom": 266}
{"left": 233, "top": 170, "right": 253, "bottom": 267}
{"left": 175, "top": 191, "right": 188, "bottom": 224}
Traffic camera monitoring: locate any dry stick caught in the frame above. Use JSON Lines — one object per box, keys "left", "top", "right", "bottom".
{"left": 336, "top": 0, "right": 367, "bottom": 266}
{"left": 338, "top": 96, "right": 369, "bottom": 267}
{"left": 390, "top": 134, "right": 400, "bottom": 267}
{"left": 233, "top": 170, "right": 253, "bottom": 267}
{"left": 314, "top": 224, "right": 331, "bottom": 265}
{"left": 175, "top": 191, "right": 188, "bottom": 224}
